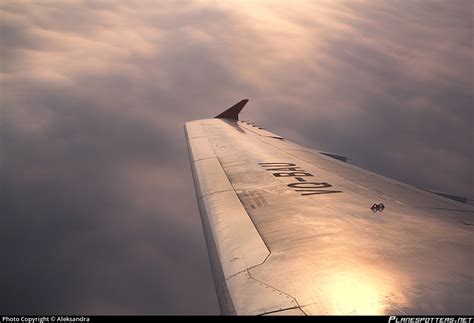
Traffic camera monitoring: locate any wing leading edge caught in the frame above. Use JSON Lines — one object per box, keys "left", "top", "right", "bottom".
{"left": 184, "top": 100, "right": 474, "bottom": 315}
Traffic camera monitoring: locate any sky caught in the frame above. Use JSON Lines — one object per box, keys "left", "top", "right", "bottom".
{"left": 1, "top": 0, "right": 472, "bottom": 315}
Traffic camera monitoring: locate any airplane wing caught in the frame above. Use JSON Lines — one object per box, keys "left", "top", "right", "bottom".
{"left": 184, "top": 100, "right": 473, "bottom": 315}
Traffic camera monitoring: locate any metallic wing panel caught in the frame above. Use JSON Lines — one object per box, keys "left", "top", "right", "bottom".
{"left": 185, "top": 108, "right": 473, "bottom": 315}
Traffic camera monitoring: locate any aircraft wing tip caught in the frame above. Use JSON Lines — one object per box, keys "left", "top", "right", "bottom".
{"left": 215, "top": 99, "right": 249, "bottom": 120}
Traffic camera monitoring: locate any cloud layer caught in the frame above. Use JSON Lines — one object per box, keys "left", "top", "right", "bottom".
{"left": 1, "top": 0, "right": 472, "bottom": 314}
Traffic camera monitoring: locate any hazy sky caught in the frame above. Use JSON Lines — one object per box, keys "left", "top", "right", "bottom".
{"left": 1, "top": 0, "right": 472, "bottom": 314}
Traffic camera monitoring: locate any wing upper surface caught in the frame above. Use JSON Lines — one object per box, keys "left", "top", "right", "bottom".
{"left": 185, "top": 116, "right": 473, "bottom": 315}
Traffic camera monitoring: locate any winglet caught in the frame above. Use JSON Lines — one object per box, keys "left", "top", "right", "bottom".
{"left": 215, "top": 99, "right": 249, "bottom": 120}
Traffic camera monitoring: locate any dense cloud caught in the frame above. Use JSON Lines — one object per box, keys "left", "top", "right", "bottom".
{"left": 1, "top": 0, "right": 472, "bottom": 314}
